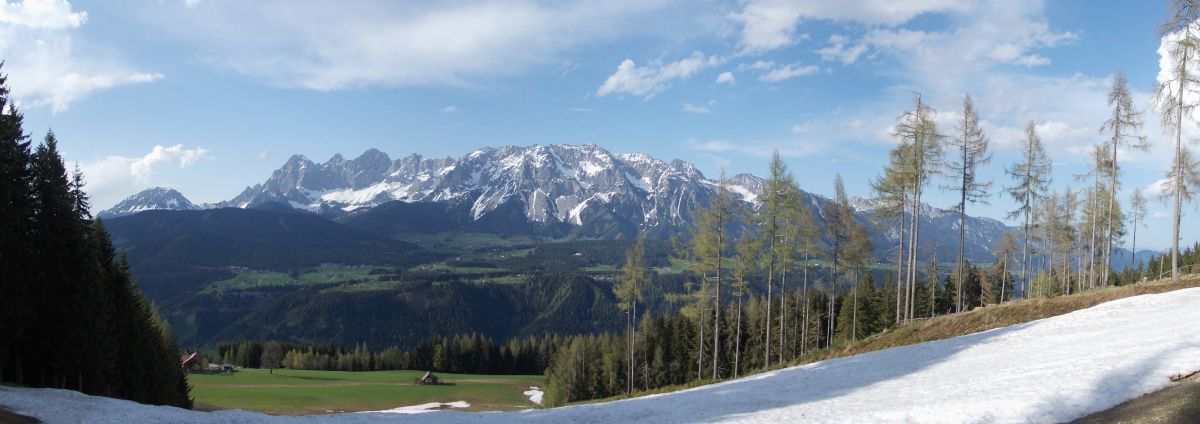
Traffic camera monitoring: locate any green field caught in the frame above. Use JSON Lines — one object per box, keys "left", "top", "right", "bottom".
{"left": 200, "top": 265, "right": 385, "bottom": 294}
{"left": 189, "top": 368, "right": 544, "bottom": 415}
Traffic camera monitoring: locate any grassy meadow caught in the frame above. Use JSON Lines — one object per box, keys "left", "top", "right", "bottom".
{"left": 189, "top": 368, "right": 543, "bottom": 415}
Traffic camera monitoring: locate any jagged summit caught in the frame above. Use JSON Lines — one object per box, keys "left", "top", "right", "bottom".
{"left": 220, "top": 144, "right": 761, "bottom": 230}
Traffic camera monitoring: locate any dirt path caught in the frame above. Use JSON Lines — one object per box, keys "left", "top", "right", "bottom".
{"left": 0, "top": 407, "right": 40, "bottom": 424}
{"left": 1070, "top": 374, "right": 1200, "bottom": 424}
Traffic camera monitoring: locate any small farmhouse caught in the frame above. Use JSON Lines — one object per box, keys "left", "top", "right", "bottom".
{"left": 419, "top": 371, "right": 439, "bottom": 385}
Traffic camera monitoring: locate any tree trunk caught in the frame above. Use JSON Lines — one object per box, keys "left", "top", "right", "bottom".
{"left": 765, "top": 244, "right": 773, "bottom": 369}
{"left": 734, "top": 297, "right": 742, "bottom": 378}
{"left": 1173, "top": 52, "right": 1186, "bottom": 283}
{"left": 852, "top": 270, "right": 858, "bottom": 342}
{"left": 896, "top": 198, "right": 906, "bottom": 323}
{"left": 1022, "top": 209, "right": 1031, "bottom": 299}
{"left": 801, "top": 256, "right": 810, "bottom": 358}
{"left": 779, "top": 269, "right": 786, "bottom": 364}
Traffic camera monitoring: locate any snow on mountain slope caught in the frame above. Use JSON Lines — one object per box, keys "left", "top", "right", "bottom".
{"left": 5, "top": 287, "right": 1200, "bottom": 423}
{"left": 97, "top": 187, "right": 201, "bottom": 218}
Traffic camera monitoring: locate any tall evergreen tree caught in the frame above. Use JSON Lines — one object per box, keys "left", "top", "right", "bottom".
{"left": 615, "top": 237, "right": 650, "bottom": 394}
{"left": 1005, "top": 122, "right": 1052, "bottom": 299}
{"left": 942, "top": 94, "right": 991, "bottom": 313}
{"left": 690, "top": 177, "right": 734, "bottom": 380}
{"left": 1129, "top": 190, "right": 1147, "bottom": 270}
{"left": 0, "top": 62, "right": 33, "bottom": 384}
{"left": 752, "top": 152, "right": 799, "bottom": 368}
{"left": 993, "top": 232, "right": 1019, "bottom": 303}
{"left": 1154, "top": 0, "right": 1200, "bottom": 283}
{"left": 731, "top": 234, "right": 759, "bottom": 378}
{"left": 823, "top": 175, "right": 854, "bottom": 347}
{"left": 1100, "top": 72, "right": 1146, "bottom": 286}
{"left": 892, "top": 96, "right": 943, "bottom": 322}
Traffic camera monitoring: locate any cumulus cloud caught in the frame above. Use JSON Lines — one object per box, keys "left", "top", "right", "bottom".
{"left": 715, "top": 71, "right": 735, "bottom": 85}
{"left": 596, "top": 52, "right": 721, "bottom": 98}
{"left": 442, "top": 105, "right": 458, "bottom": 113}
{"left": 258, "top": 150, "right": 270, "bottom": 161}
{"left": 0, "top": 0, "right": 85, "bottom": 29}
{"left": 81, "top": 144, "right": 209, "bottom": 209}
{"left": 0, "top": 0, "right": 163, "bottom": 112}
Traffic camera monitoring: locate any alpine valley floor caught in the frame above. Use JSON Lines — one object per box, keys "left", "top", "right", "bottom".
{"left": 4, "top": 287, "right": 1200, "bottom": 423}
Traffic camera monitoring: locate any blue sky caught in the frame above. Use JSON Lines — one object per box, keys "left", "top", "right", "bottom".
{"left": 1, "top": 0, "right": 1195, "bottom": 251}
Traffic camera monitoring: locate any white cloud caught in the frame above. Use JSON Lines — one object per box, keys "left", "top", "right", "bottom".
{"left": 0, "top": 0, "right": 85, "bottom": 29}
{"left": 817, "top": 34, "right": 869, "bottom": 65}
{"left": 791, "top": 122, "right": 813, "bottom": 133}
{"left": 0, "top": 0, "right": 163, "bottom": 112}
{"left": 1156, "top": 23, "right": 1200, "bottom": 143}
{"left": 182, "top": 0, "right": 202, "bottom": 8}
{"left": 730, "top": 0, "right": 969, "bottom": 53}
{"left": 759, "top": 63, "right": 819, "bottom": 82}
{"left": 568, "top": 107, "right": 594, "bottom": 113}
{"left": 151, "top": 1, "right": 673, "bottom": 90}
{"left": 1144, "top": 178, "right": 1171, "bottom": 200}
{"left": 442, "top": 105, "right": 458, "bottom": 113}
{"left": 682, "top": 102, "right": 711, "bottom": 113}
{"left": 737, "top": 60, "right": 775, "bottom": 71}
{"left": 715, "top": 71, "right": 735, "bottom": 85}
{"left": 80, "top": 144, "right": 210, "bottom": 210}
{"left": 258, "top": 151, "right": 270, "bottom": 161}
{"left": 596, "top": 52, "right": 721, "bottom": 98}
{"left": 688, "top": 137, "right": 829, "bottom": 158}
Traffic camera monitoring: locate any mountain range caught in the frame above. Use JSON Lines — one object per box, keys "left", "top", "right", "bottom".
{"left": 99, "top": 144, "right": 1017, "bottom": 263}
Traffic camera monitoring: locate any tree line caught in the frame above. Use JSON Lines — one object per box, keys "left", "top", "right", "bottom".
{"left": 215, "top": 334, "right": 561, "bottom": 376}
{"left": 0, "top": 65, "right": 192, "bottom": 407}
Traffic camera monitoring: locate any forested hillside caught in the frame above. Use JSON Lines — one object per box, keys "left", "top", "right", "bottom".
{"left": 0, "top": 67, "right": 191, "bottom": 408}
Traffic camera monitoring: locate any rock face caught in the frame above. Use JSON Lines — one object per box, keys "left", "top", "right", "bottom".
{"left": 100, "top": 144, "right": 1016, "bottom": 261}
{"left": 97, "top": 187, "right": 199, "bottom": 219}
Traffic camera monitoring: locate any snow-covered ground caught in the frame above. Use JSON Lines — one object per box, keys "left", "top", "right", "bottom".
{"left": 523, "top": 387, "right": 543, "bottom": 405}
{"left": 361, "top": 401, "right": 470, "bottom": 414}
{"left": 5, "top": 288, "right": 1200, "bottom": 423}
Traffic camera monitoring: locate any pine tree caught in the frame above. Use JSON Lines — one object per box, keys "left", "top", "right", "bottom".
{"left": 750, "top": 151, "right": 802, "bottom": 367}
{"left": 1129, "top": 190, "right": 1147, "bottom": 271}
{"left": 691, "top": 176, "right": 734, "bottom": 380}
{"left": 0, "top": 62, "right": 33, "bottom": 384}
{"left": 943, "top": 94, "right": 992, "bottom": 313}
{"left": 731, "top": 234, "right": 759, "bottom": 378}
{"left": 1100, "top": 72, "right": 1146, "bottom": 286}
{"left": 1005, "top": 122, "right": 1052, "bottom": 299}
{"left": 614, "top": 237, "right": 650, "bottom": 394}
{"left": 1154, "top": 0, "right": 1200, "bottom": 283}
{"left": 891, "top": 95, "right": 943, "bottom": 322}
{"left": 993, "top": 232, "right": 1018, "bottom": 303}
{"left": 871, "top": 146, "right": 910, "bottom": 324}
{"left": 823, "top": 175, "right": 857, "bottom": 347}
{"left": 1156, "top": 148, "right": 1200, "bottom": 252}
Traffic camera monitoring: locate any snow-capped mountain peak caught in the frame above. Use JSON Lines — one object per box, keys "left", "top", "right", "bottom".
{"left": 97, "top": 187, "right": 199, "bottom": 219}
